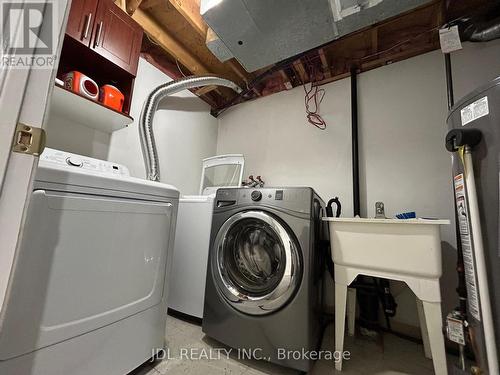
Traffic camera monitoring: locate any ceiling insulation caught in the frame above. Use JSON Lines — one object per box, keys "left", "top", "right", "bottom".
{"left": 201, "top": 0, "right": 434, "bottom": 72}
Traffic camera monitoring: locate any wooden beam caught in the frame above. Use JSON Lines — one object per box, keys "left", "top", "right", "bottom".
{"left": 199, "top": 92, "right": 220, "bottom": 109}
{"left": 225, "top": 60, "right": 250, "bottom": 83}
{"left": 140, "top": 0, "right": 164, "bottom": 9}
{"left": 360, "top": 42, "right": 438, "bottom": 70}
{"left": 371, "top": 28, "right": 378, "bottom": 54}
{"left": 279, "top": 70, "right": 289, "bottom": 82}
{"left": 168, "top": 0, "right": 207, "bottom": 37}
{"left": 318, "top": 49, "right": 328, "bottom": 68}
{"left": 437, "top": 0, "right": 445, "bottom": 26}
{"left": 292, "top": 60, "right": 309, "bottom": 84}
{"left": 115, "top": 0, "right": 126, "bottom": 11}
{"left": 132, "top": 8, "right": 211, "bottom": 75}
{"left": 126, "top": 0, "right": 144, "bottom": 15}
{"left": 194, "top": 85, "right": 218, "bottom": 96}
{"left": 318, "top": 49, "right": 331, "bottom": 78}
{"left": 312, "top": 71, "right": 351, "bottom": 87}
{"left": 278, "top": 70, "right": 293, "bottom": 90}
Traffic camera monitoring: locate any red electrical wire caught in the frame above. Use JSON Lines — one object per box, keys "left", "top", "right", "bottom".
{"left": 303, "top": 65, "right": 327, "bottom": 130}
{"left": 215, "top": 21, "right": 455, "bottom": 117}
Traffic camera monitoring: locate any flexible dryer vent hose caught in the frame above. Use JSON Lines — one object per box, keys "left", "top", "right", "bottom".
{"left": 139, "top": 75, "right": 242, "bottom": 182}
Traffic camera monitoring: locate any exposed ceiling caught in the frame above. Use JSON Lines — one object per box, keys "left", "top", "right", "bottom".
{"left": 200, "top": 0, "right": 436, "bottom": 72}
{"left": 115, "top": 0, "right": 494, "bottom": 115}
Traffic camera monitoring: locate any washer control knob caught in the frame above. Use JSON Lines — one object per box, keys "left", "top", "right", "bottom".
{"left": 251, "top": 190, "right": 262, "bottom": 201}
{"left": 67, "top": 156, "right": 83, "bottom": 167}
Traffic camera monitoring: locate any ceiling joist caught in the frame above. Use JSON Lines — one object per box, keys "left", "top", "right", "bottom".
{"left": 140, "top": 0, "right": 164, "bottom": 9}
{"left": 132, "top": 8, "right": 210, "bottom": 75}
{"left": 126, "top": 0, "right": 144, "bottom": 15}
{"left": 168, "top": 0, "right": 208, "bottom": 37}
{"left": 115, "top": 0, "right": 493, "bottom": 112}
{"left": 292, "top": 60, "right": 309, "bottom": 84}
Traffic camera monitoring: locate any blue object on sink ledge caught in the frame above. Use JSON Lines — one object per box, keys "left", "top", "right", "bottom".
{"left": 396, "top": 212, "right": 416, "bottom": 219}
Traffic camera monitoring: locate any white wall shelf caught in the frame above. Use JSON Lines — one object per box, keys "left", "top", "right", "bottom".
{"left": 49, "top": 84, "right": 133, "bottom": 133}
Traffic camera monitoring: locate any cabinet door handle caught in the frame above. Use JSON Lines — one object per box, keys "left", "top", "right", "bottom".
{"left": 95, "top": 21, "right": 103, "bottom": 47}
{"left": 83, "top": 13, "right": 92, "bottom": 39}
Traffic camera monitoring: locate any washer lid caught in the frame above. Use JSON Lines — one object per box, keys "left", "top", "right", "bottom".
{"left": 35, "top": 148, "right": 179, "bottom": 200}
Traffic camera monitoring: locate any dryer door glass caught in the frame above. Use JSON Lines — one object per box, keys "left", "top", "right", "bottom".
{"left": 213, "top": 210, "right": 302, "bottom": 315}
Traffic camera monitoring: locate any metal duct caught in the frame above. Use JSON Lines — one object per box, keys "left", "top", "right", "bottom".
{"left": 463, "top": 17, "right": 500, "bottom": 42}
{"left": 139, "top": 76, "right": 242, "bottom": 182}
{"left": 201, "top": 0, "right": 433, "bottom": 72}
{"left": 455, "top": 4, "right": 500, "bottom": 43}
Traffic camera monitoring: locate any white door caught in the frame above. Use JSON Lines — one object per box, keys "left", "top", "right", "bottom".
{"left": 0, "top": 0, "right": 70, "bottom": 316}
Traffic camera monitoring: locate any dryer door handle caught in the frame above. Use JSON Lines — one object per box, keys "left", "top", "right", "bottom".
{"left": 217, "top": 200, "right": 236, "bottom": 208}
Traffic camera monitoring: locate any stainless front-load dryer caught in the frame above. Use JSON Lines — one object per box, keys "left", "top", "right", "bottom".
{"left": 202, "top": 187, "right": 326, "bottom": 372}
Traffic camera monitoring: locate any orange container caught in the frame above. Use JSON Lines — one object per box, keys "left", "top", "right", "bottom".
{"left": 99, "top": 85, "right": 125, "bottom": 112}
{"left": 62, "top": 71, "right": 99, "bottom": 101}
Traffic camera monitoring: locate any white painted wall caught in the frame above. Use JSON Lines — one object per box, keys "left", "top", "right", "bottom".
{"left": 108, "top": 58, "right": 218, "bottom": 194}
{"left": 357, "top": 51, "right": 452, "bottom": 327}
{"left": 217, "top": 77, "right": 354, "bottom": 213}
{"left": 44, "top": 114, "right": 111, "bottom": 159}
{"left": 217, "top": 41, "right": 500, "bottom": 329}
{"left": 45, "top": 58, "right": 219, "bottom": 195}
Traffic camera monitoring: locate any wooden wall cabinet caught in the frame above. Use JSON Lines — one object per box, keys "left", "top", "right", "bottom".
{"left": 65, "top": 0, "right": 142, "bottom": 76}
{"left": 57, "top": 0, "right": 143, "bottom": 117}
{"left": 91, "top": 0, "right": 142, "bottom": 76}
{"left": 65, "top": 0, "right": 99, "bottom": 48}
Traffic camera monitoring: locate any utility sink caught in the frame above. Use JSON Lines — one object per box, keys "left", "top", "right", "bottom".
{"left": 322, "top": 218, "right": 450, "bottom": 278}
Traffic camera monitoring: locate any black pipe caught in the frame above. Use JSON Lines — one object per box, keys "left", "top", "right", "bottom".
{"left": 351, "top": 66, "right": 360, "bottom": 216}
{"left": 445, "top": 54, "right": 454, "bottom": 111}
{"left": 350, "top": 65, "right": 382, "bottom": 332}
{"left": 444, "top": 54, "right": 468, "bottom": 317}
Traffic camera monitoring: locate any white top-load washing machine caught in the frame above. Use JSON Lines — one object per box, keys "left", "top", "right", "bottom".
{"left": 168, "top": 154, "right": 244, "bottom": 319}
{"left": 0, "top": 148, "right": 179, "bottom": 375}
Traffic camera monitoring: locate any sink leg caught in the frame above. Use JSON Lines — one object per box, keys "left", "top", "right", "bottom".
{"left": 335, "top": 283, "right": 348, "bottom": 371}
{"left": 423, "top": 300, "right": 448, "bottom": 375}
{"left": 416, "top": 298, "right": 432, "bottom": 359}
{"left": 347, "top": 287, "right": 356, "bottom": 336}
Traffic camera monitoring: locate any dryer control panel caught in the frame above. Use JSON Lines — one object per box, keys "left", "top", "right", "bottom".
{"left": 40, "top": 148, "right": 130, "bottom": 177}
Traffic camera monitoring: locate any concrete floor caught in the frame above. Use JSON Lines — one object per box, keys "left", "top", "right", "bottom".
{"left": 129, "top": 315, "right": 447, "bottom": 375}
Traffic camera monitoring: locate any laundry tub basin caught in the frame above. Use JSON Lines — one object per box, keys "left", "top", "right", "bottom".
{"left": 323, "top": 218, "right": 450, "bottom": 278}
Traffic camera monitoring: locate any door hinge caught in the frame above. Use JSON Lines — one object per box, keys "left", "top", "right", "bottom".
{"left": 12, "top": 123, "right": 46, "bottom": 156}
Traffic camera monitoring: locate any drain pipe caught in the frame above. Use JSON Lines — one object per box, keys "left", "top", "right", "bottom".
{"left": 444, "top": 55, "right": 454, "bottom": 110}
{"left": 351, "top": 66, "right": 376, "bottom": 331}
{"left": 351, "top": 66, "right": 360, "bottom": 216}
{"left": 139, "top": 75, "right": 242, "bottom": 182}
{"left": 351, "top": 66, "right": 397, "bottom": 333}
